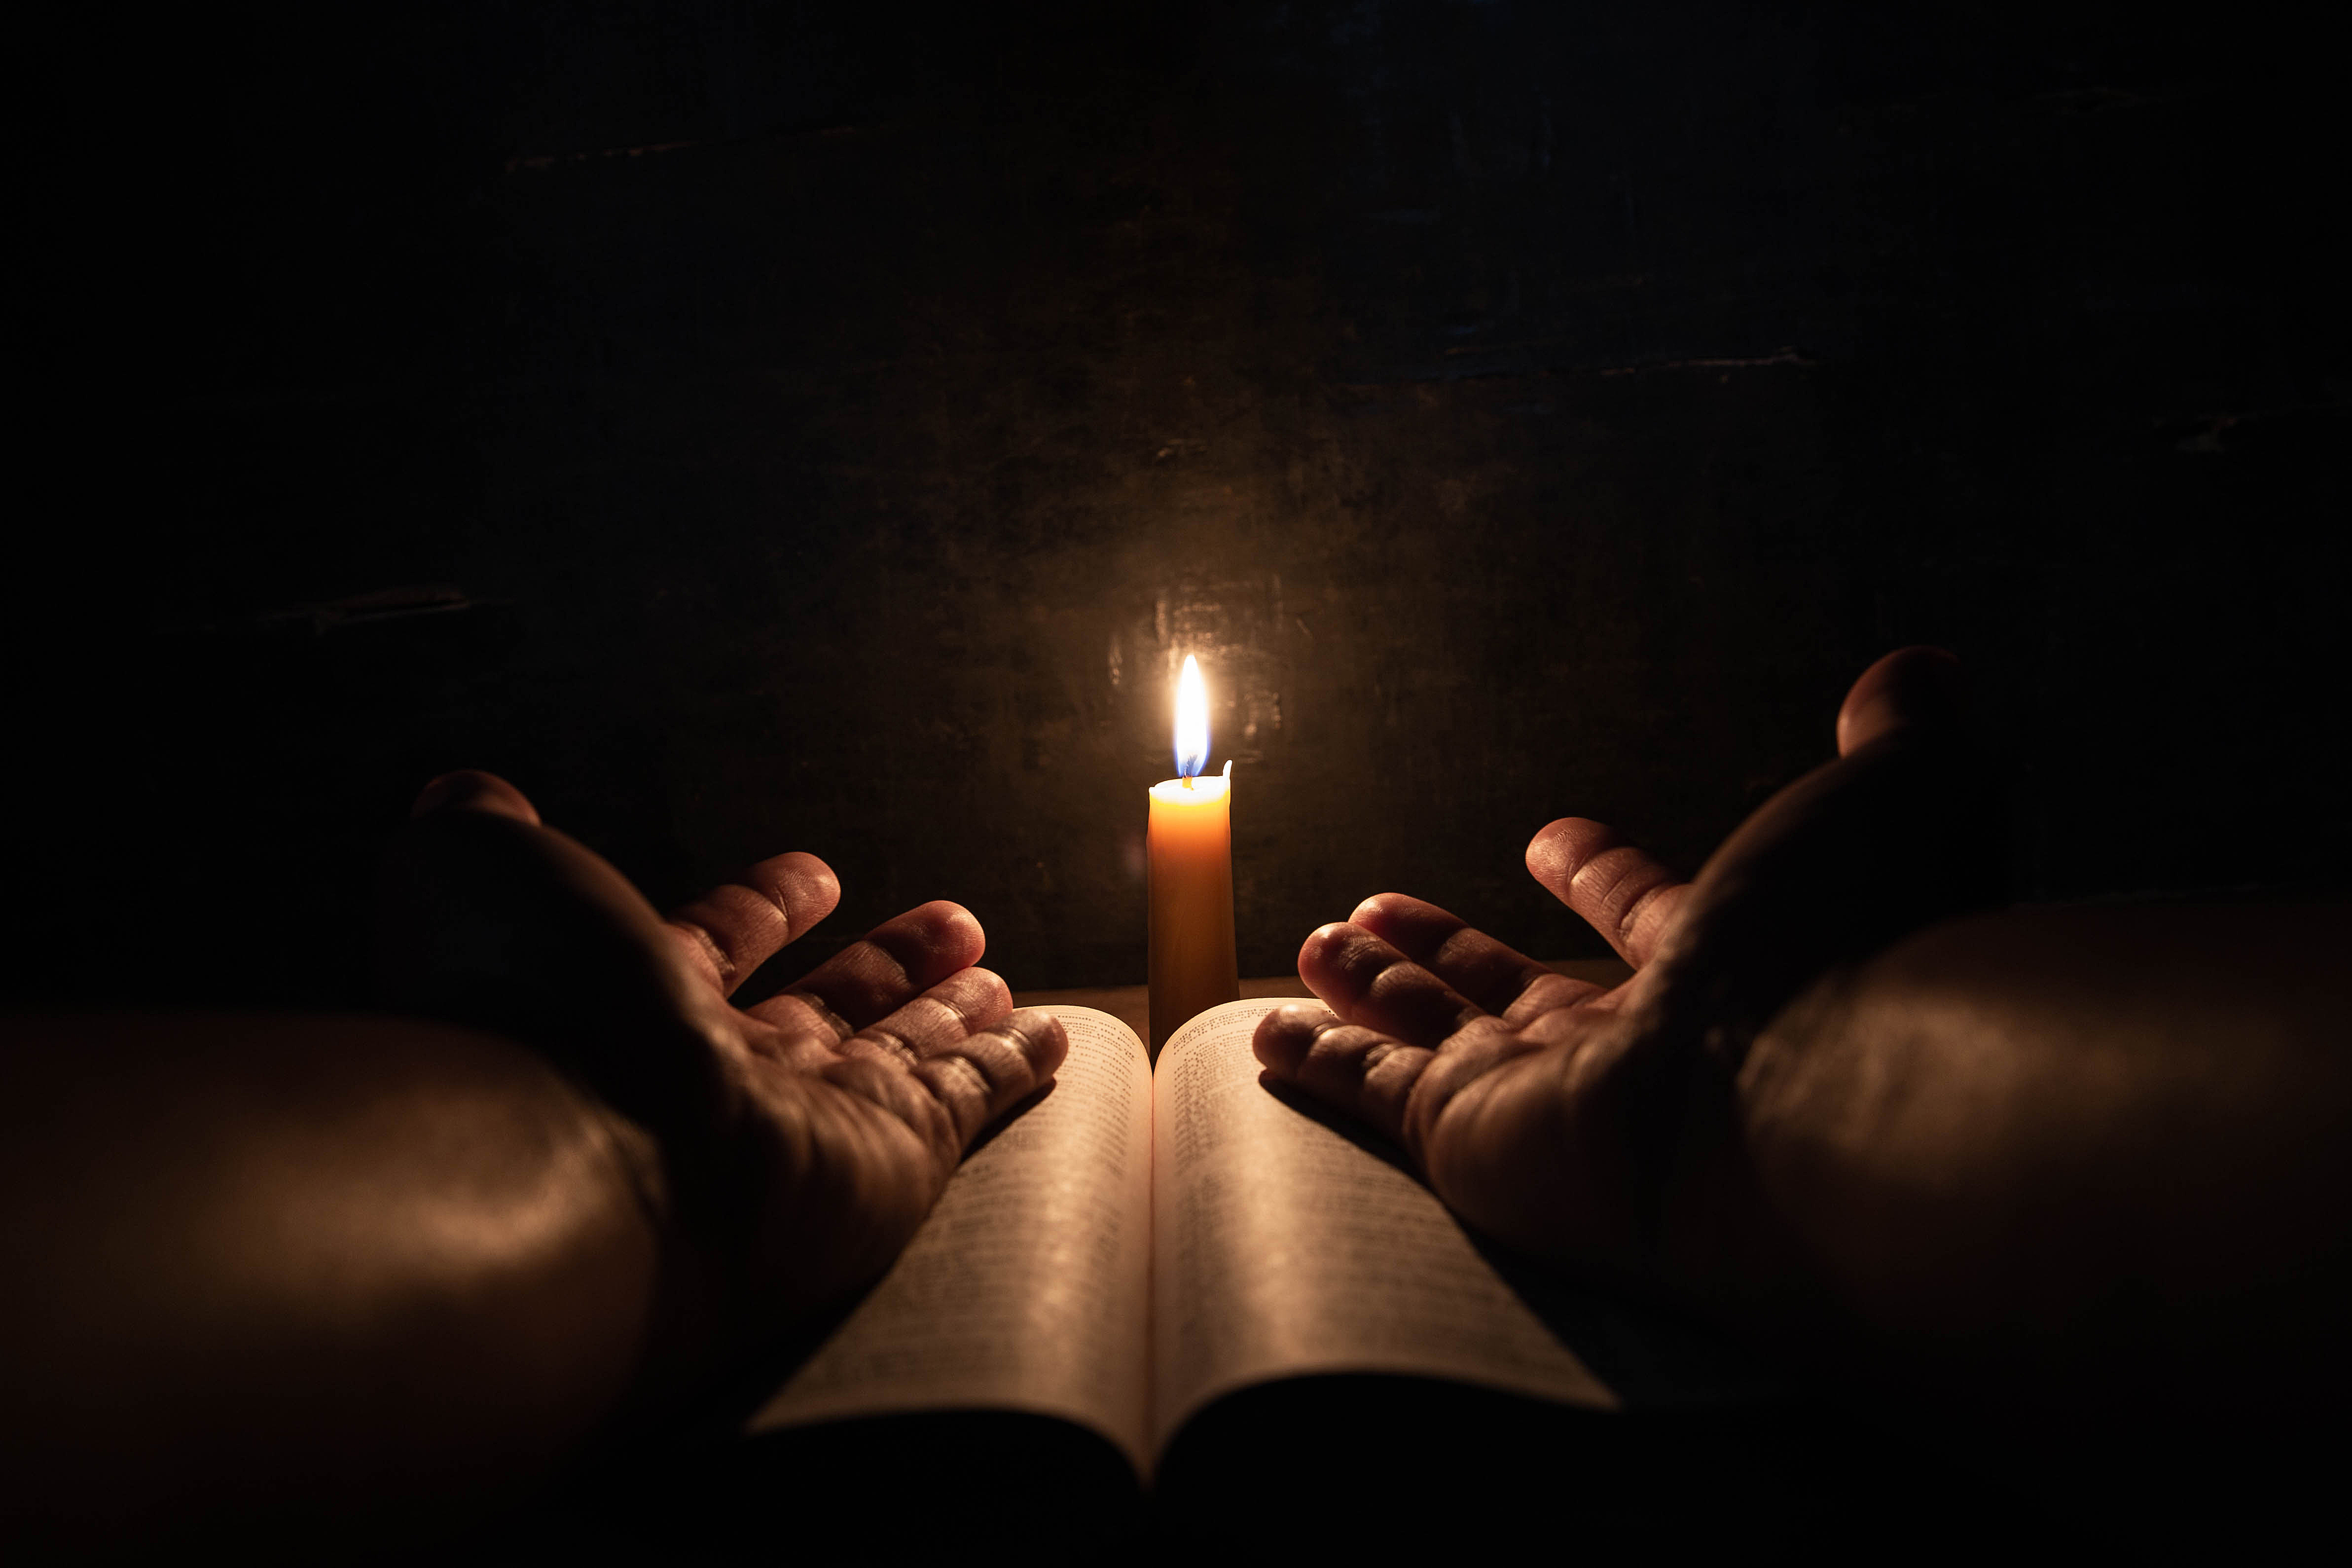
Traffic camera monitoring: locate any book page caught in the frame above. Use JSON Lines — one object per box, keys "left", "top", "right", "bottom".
{"left": 1151, "top": 998, "right": 1618, "bottom": 1454}
{"left": 748, "top": 1006, "right": 1155, "bottom": 1471}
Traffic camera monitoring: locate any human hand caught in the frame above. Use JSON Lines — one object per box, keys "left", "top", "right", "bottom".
{"left": 1252, "top": 648, "right": 2001, "bottom": 1276}
{"left": 374, "top": 771, "right": 1067, "bottom": 1379}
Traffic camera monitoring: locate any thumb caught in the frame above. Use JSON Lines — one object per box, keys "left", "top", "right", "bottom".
{"left": 1836, "top": 646, "right": 1969, "bottom": 757}
{"left": 374, "top": 799, "right": 730, "bottom": 1134}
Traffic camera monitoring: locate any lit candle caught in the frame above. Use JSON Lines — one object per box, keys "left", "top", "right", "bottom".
{"left": 1147, "top": 655, "right": 1238, "bottom": 1053}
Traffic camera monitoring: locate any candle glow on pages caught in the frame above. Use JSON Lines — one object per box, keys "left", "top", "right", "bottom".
{"left": 1147, "top": 656, "right": 1238, "bottom": 1052}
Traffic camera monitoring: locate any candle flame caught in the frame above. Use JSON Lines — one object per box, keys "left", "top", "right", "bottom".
{"left": 1175, "top": 655, "right": 1209, "bottom": 778}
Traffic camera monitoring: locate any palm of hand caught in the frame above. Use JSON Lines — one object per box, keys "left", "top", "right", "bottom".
{"left": 1254, "top": 871, "right": 1678, "bottom": 1268}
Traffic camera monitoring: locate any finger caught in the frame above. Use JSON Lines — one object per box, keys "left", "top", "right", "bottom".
{"left": 747, "top": 900, "right": 985, "bottom": 1040}
{"left": 1347, "top": 892, "right": 1608, "bottom": 1026}
{"left": 1525, "top": 818, "right": 1691, "bottom": 968}
{"left": 1836, "top": 645, "right": 1966, "bottom": 757}
{"left": 1296, "top": 921, "right": 1485, "bottom": 1047}
{"left": 1253, "top": 1003, "right": 1430, "bottom": 1146}
{"left": 375, "top": 798, "right": 727, "bottom": 1130}
{"left": 666, "top": 851, "right": 841, "bottom": 996}
{"left": 410, "top": 769, "right": 540, "bottom": 826}
{"left": 907, "top": 1008, "right": 1065, "bottom": 1149}
{"left": 833, "top": 967, "right": 1015, "bottom": 1073}
{"left": 826, "top": 1006, "right": 1067, "bottom": 1165}
{"left": 1254, "top": 1003, "right": 1543, "bottom": 1163}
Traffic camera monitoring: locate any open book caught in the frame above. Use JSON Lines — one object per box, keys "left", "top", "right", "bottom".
{"left": 748, "top": 998, "right": 1761, "bottom": 1486}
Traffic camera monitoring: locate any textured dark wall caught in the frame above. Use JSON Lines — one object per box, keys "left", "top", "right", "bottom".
{"left": 13, "top": 3, "right": 2346, "bottom": 1007}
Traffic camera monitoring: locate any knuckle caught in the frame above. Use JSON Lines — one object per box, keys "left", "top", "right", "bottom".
{"left": 1536, "top": 817, "right": 1619, "bottom": 877}
{"left": 851, "top": 1025, "right": 922, "bottom": 1072}
{"left": 1583, "top": 850, "right": 1672, "bottom": 934}
{"left": 701, "top": 883, "right": 780, "bottom": 939}
{"left": 915, "top": 1053, "right": 998, "bottom": 1138}
{"left": 909, "top": 991, "right": 972, "bottom": 1035}
{"left": 1569, "top": 842, "right": 1637, "bottom": 897}
{"left": 941, "top": 966, "right": 1012, "bottom": 1018}
{"left": 672, "top": 920, "right": 734, "bottom": 985}
{"left": 1306, "top": 1017, "right": 1372, "bottom": 1058}
{"left": 959, "top": 1030, "right": 1030, "bottom": 1092}
{"left": 778, "top": 990, "right": 853, "bottom": 1042}
{"left": 1430, "top": 925, "right": 1486, "bottom": 970}
{"left": 738, "top": 870, "right": 801, "bottom": 934}
{"left": 859, "top": 935, "right": 922, "bottom": 992}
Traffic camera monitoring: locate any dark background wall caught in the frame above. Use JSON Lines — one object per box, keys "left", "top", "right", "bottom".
{"left": 11, "top": 2, "right": 2346, "bottom": 1009}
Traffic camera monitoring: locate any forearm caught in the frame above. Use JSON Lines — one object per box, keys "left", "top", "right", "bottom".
{"left": 0, "top": 1013, "right": 665, "bottom": 1544}
{"left": 1681, "top": 904, "right": 2352, "bottom": 1405}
